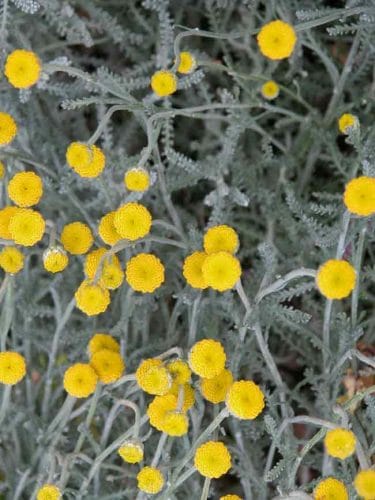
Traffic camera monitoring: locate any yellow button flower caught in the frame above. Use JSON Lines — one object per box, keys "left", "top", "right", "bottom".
{"left": 84, "top": 247, "right": 123, "bottom": 290}
{"left": 204, "top": 225, "right": 239, "bottom": 254}
{"left": 88, "top": 333, "right": 120, "bottom": 358}
{"left": 176, "top": 51, "right": 196, "bottom": 74}
{"left": 202, "top": 251, "right": 241, "bottom": 291}
{"left": 114, "top": 202, "right": 152, "bottom": 241}
{"left": 314, "top": 477, "right": 348, "bottom": 500}
{"left": 90, "top": 348, "right": 125, "bottom": 384}
{"left": 137, "top": 466, "right": 164, "bottom": 495}
{"left": 338, "top": 113, "right": 358, "bottom": 134}
{"left": 0, "top": 112, "right": 17, "bottom": 146}
{"left": 324, "top": 428, "right": 356, "bottom": 459}
{"left": 147, "top": 393, "right": 179, "bottom": 431}
{"left": 343, "top": 176, "right": 375, "bottom": 217}
{"left": 7, "top": 171, "right": 43, "bottom": 207}
{"left": 136, "top": 358, "right": 171, "bottom": 395}
{"left": 36, "top": 484, "right": 61, "bottom": 500}
{"left": 167, "top": 359, "right": 191, "bottom": 385}
{"left": 162, "top": 410, "right": 189, "bottom": 436}
{"left": 354, "top": 470, "right": 375, "bottom": 500}
{"left": 61, "top": 221, "right": 93, "bottom": 255}
{"left": 200, "top": 368, "right": 233, "bottom": 404}
{"left": 98, "top": 211, "right": 122, "bottom": 246}
{"left": 151, "top": 70, "right": 177, "bottom": 97}
{"left": 66, "top": 143, "right": 105, "bottom": 178}
{"left": 43, "top": 247, "right": 69, "bottom": 273}
{"left": 316, "top": 259, "right": 356, "bottom": 300}
{"left": 5, "top": 49, "right": 41, "bottom": 88}
{"left": 0, "top": 351, "right": 26, "bottom": 385}
{"left": 124, "top": 167, "right": 150, "bottom": 192}
{"left": 9, "top": 208, "right": 45, "bottom": 246}
{"left": 75, "top": 280, "right": 111, "bottom": 316}
{"left": 183, "top": 251, "right": 208, "bottom": 289}
{"left": 118, "top": 439, "right": 144, "bottom": 464}
{"left": 0, "top": 246, "right": 24, "bottom": 274}
{"left": 189, "top": 339, "right": 226, "bottom": 379}
{"left": 220, "top": 496, "right": 243, "bottom": 500}
{"left": 168, "top": 382, "right": 195, "bottom": 412}
{"left": 261, "top": 80, "right": 280, "bottom": 100}
{"left": 194, "top": 441, "right": 232, "bottom": 478}
{"left": 63, "top": 363, "right": 98, "bottom": 398}
{"left": 226, "top": 380, "right": 265, "bottom": 420}
{"left": 125, "top": 253, "right": 165, "bottom": 293}
{"left": 0, "top": 206, "right": 19, "bottom": 239}
{"left": 257, "top": 20, "right": 297, "bottom": 60}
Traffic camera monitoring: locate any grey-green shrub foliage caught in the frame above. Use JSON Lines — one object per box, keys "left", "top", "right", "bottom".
{"left": 0, "top": 0, "right": 374, "bottom": 499}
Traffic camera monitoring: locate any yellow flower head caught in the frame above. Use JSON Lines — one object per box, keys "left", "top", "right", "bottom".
{"left": 200, "top": 368, "right": 233, "bottom": 404}
{"left": 136, "top": 358, "right": 171, "bottom": 395}
{"left": 261, "top": 80, "right": 280, "bottom": 100}
{"left": 0, "top": 112, "right": 17, "bottom": 146}
{"left": 220, "top": 496, "right": 243, "bottom": 500}
{"left": 202, "top": 251, "right": 241, "bottom": 291}
{"left": 124, "top": 168, "right": 150, "bottom": 192}
{"left": 338, "top": 113, "right": 358, "bottom": 134}
{"left": 84, "top": 247, "right": 123, "bottom": 289}
{"left": 0, "top": 246, "right": 24, "bottom": 274}
{"left": 137, "top": 466, "right": 164, "bottom": 495}
{"left": 98, "top": 211, "right": 122, "bottom": 246}
{"left": 75, "top": 280, "right": 111, "bottom": 316}
{"left": 354, "top": 469, "right": 375, "bottom": 500}
{"left": 0, "top": 206, "right": 19, "bottom": 239}
{"left": 0, "top": 351, "right": 26, "bottom": 385}
{"left": 257, "top": 20, "right": 297, "bottom": 60}
{"left": 61, "top": 221, "right": 93, "bottom": 255}
{"left": 5, "top": 49, "right": 41, "bottom": 88}
{"left": 316, "top": 259, "right": 356, "bottom": 300}
{"left": 36, "top": 484, "right": 61, "bottom": 500}
{"left": 7, "top": 171, "right": 43, "bottom": 207}
{"left": 162, "top": 410, "right": 189, "bottom": 436}
{"left": 63, "top": 363, "right": 98, "bottom": 398}
{"left": 0, "top": 160, "right": 5, "bottom": 178}
{"left": 324, "top": 428, "right": 356, "bottom": 459}
{"left": 189, "top": 339, "right": 226, "bottom": 379}
{"left": 167, "top": 359, "right": 191, "bottom": 385}
{"left": 313, "top": 477, "right": 348, "bottom": 500}
{"left": 204, "top": 225, "right": 239, "bottom": 254}
{"left": 226, "top": 380, "right": 265, "bottom": 420}
{"left": 176, "top": 51, "right": 196, "bottom": 74}
{"left": 343, "top": 176, "right": 375, "bottom": 217}
{"left": 183, "top": 251, "right": 208, "bottom": 289}
{"left": 90, "top": 348, "right": 125, "bottom": 384}
{"left": 118, "top": 439, "right": 144, "bottom": 464}
{"left": 125, "top": 253, "right": 165, "bottom": 293}
{"left": 168, "top": 382, "right": 195, "bottom": 412}
{"left": 151, "top": 70, "right": 177, "bottom": 97}
{"left": 88, "top": 333, "right": 120, "bottom": 358}
{"left": 147, "top": 393, "right": 179, "bottom": 431}
{"left": 114, "top": 202, "right": 152, "bottom": 241}
{"left": 9, "top": 208, "right": 45, "bottom": 246}
{"left": 194, "top": 441, "right": 232, "bottom": 478}
{"left": 43, "top": 246, "right": 68, "bottom": 273}
{"left": 66, "top": 143, "right": 105, "bottom": 178}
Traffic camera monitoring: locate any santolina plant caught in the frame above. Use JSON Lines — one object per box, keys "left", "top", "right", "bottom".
{"left": 0, "top": 1, "right": 374, "bottom": 499}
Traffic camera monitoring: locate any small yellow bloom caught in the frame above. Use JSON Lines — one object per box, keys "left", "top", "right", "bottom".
{"left": 338, "top": 113, "right": 358, "bottom": 134}
{"left": 343, "top": 176, "right": 375, "bottom": 217}
{"left": 36, "top": 484, "right": 61, "bottom": 500}
{"left": 204, "top": 225, "right": 239, "bottom": 254}
{"left": 66, "top": 143, "right": 105, "bottom": 178}
{"left": 75, "top": 280, "right": 111, "bottom": 316}
{"left": 324, "top": 428, "right": 356, "bottom": 459}
{"left": 5, "top": 49, "right": 41, "bottom": 88}
{"left": 0, "top": 246, "right": 24, "bottom": 274}
{"left": 188, "top": 339, "right": 226, "bottom": 379}
{"left": 147, "top": 393, "right": 179, "bottom": 431}
{"left": 183, "top": 251, "right": 208, "bottom": 289}
{"left": 7, "top": 171, "right": 43, "bottom": 207}
{"left": 61, "top": 221, "right": 93, "bottom": 255}
{"left": 167, "top": 359, "right": 191, "bottom": 385}
{"left": 162, "top": 410, "right": 189, "bottom": 436}
{"left": 0, "top": 206, "right": 18, "bottom": 239}
{"left": 118, "top": 439, "right": 144, "bottom": 464}
{"left": 176, "top": 51, "right": 196, "bottom": 74}
{"left": 261, "top": 80, "right": 280, "bottom": 100}
{"left": 90, "top": 348, "right": 125, "bottom": 384}
{"left": 200, "top": 368, "right": 233, "bottom": 404}
{"left": 137, "top": 466, "right": 164, "bottom": 495}
{"left": 220, "top": 496, "right": 243, "bottom": 500}
{"left": 43, "top": 247, "right": 68, "bottom": 273}
{"left": 194, "top": 441, "right": 232, "bottom": 478}
{"left": 0, "top": 112, "right": 17, "bottom": 146}
{"left": 125, "top": 253, "right": 165, "bottom": 293}
{"left": 88, "top": 333, "right": 120, "bottom": 358}
{"left": 98, "top": 211, "right": 122, "bottom": 246}
{"left": 63, "top": 363, "right": 98, "bottom": 398}
{"left": 313, "top": 477, "right": 348, "bottom": 500}
{"left": 124, "top": 168, "right": 150, "bottom": 192}
{"left": 9, "top": 208, "right": 45, "bottom": 246}
{"left": 136, "top": 358, "right": 171, "bottom": 396}
{"left": 202, "top": 251, "right": 241, "bottom": 291}
{"left": 257, "top": 20, "right": 297, "bottom": 60}
{"left": 226, "top": 380, "right": 265, "bottom": 420}
{"left": 168, "top": 382, "right": 195, "bottom": 412}
{"left": 84, "top": 247, "right": 123, "bottom": 290}
{"left": 354, "top": 469, "right": 375, "bottom": 500}
{"left": 0, "top": 351, "right": 26, "bottom": 385}
{"left": 316, "top": 259, "right": 356, "bottom": 300}
{"left": 114, "top": 202, "right": 152, "bottom": 241}
{"left": 151, "top": 70, "right": 177, "bottom": 97}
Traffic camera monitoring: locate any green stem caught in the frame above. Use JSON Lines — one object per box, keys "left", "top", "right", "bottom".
{"left": 200, "top": 477, "right": 211, "bottom": 500}
{"left": 0, "top": 385, "right": 11, "bottom": 425}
